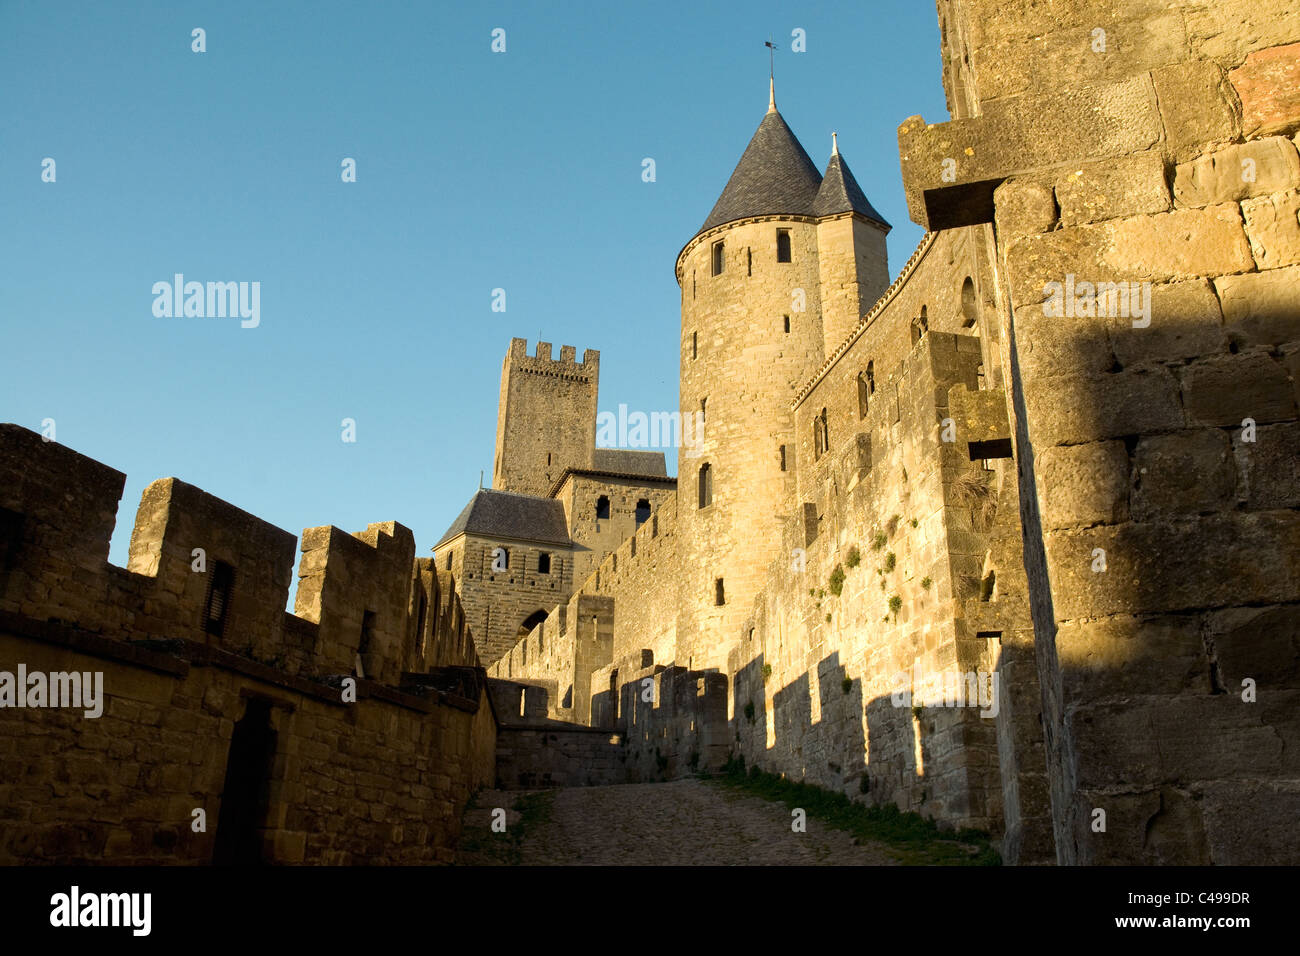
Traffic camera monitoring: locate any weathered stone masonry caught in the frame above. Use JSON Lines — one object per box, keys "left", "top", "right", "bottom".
{"left": 0, "top": 424, "right": 497, "bottom": 864}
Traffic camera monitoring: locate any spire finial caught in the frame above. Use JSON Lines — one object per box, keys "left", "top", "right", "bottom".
{"left": 765, "top": 36, "right": 777, "bottom": 112}
{"left": 832, "top": 131, "right": 838, "bottom": 155}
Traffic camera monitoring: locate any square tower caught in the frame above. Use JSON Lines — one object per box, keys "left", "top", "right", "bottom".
{"left": 492, "top": 338, "right": 599, "bottom": 498}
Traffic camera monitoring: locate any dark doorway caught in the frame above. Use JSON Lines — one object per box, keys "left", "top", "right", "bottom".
{"left": 213, "top": 698, "right": 277, "bottom": 865}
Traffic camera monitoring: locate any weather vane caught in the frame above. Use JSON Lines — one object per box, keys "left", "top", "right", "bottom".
{"left": 765, "top": 35, "right": 777, "bottom": 81}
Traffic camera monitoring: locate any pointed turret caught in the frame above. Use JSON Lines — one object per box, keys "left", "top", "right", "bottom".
{"left": 813, "top": 138, "right": 890, "bottom": 227}
{"left": 697, "top": 105, "right": 822, "bottom": 236}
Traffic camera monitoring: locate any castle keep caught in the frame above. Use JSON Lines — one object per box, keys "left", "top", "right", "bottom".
{"left": 3, "top": 0, "right": 1299, "bottom": 866}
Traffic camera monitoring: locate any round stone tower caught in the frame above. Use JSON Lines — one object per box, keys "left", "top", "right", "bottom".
{"left": 673, "top": 82, "right": 890, "bottom": 671}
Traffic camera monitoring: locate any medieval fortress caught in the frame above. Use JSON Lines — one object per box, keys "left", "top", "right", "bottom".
{"left": 3, "top": 1, "right": 1299, "bottom": 866}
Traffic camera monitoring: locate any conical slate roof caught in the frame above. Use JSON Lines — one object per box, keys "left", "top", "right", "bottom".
{"left": 698, "top": 107, "right": 823, "bottom": 234}
{"left": 814, "top": 150, "right": 890, "bottom": 228}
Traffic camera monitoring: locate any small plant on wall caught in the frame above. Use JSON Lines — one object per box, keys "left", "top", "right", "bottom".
{"left": 846, "top": 545, "right": 861, "bottom": 568}
{"left": 829, "top": 563, "right": 846, "bottom": 596}
{"left": 889, "top": 594, "right": 902, "bottom": 621}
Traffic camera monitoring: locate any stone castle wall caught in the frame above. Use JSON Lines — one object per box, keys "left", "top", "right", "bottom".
{"left": 901, "top": 0, "right": 1300, "bottom": 863}
{"left": 0, "top": 424, "right": 497, "bottom": 864}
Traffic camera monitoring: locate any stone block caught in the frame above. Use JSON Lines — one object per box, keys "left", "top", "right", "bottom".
{"left": 1005, "top": 204, "right": 1254, "bottom": 310}
{"left": 1237, "top": 422, "right": 1300, "bottom": 510}
{"left": 1035, "top": 441, "right": 1130, "bottom": 530}
{"left": 1173, "top": 137, "right": 1300, "bottom": 207}
{"left": 1056, "top": 615, "right": 1207, "bottom": 699}
{"left": 1152, "top": 61, "right": 1241, "bottom": 162}
{"left": 899, "top": 73, "right": 1162, "bottom": 229}
{"left": 994, "top": 180, "right": 1057, "bottom": 245}
{"left": 1131, "top": 430, "right": 1236, "bottom": 519}
{"left": 1215, "top": 266, "right": 1300, "bottom": 345}
{"left": 1045, "top": 512, "right": 1300, "bottom": 619}
{"left": 1181, "top": 351, "right": 1297, "bottom": 426}
{"left": 1024, "top": 367, "right": 1183, "bottom": 447}
{"left": 1107, "top": 279, "right": 1227, "bottom": 366}
{"left": 1229, "top": 42, "right": 1300, "bottom": 138}
{"left": 1242, "top": 189, "right": 1300, "bottom": 269}
{"left": 1199, "top": 779, "right": 1300, "bottom": 866}
{"left": 1056, "top": 151, "right": 1171, "bottom": 226}
{"left": 1206, "top": 604, "right": 1300, "bottom": 689}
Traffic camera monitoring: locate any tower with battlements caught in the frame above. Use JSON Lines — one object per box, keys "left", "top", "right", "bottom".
{"left": 492, "top": 338, "right": 600, "bottom": 498}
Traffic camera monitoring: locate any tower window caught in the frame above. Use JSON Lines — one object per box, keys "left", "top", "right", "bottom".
{"left": 547, "top": 452, "right": 552, "bottom": 466}
{"left": 691, "top": 331, "right": 697, "bottom": 359}
{"left": 358, "top": 609, "right": 376, "bottom": 667}
{"left": 635, "top": 499, "right": 651, "bottom": 526}
{"left": 538, "top": 552, "right": 551, "bottom": 574}
{"left": 203, "top": 560, "right": 236, "bottom": 637}
{"left": 961, "top": 277, "right": 978, "bottom": 328}
{"left": 776, "top": 229, "right": 791, "bottom": 263}
{"left": 779, "top": 444, "right": 787, "bottom": 471}
{"left": 857, "top": 371, "right": 870, "bottom": 419}
{"left": 712, "top": 240, "right": 725, "bottom": 276}
{"left": 596, "top": 495, "right": 610, "bottom": 520}
{"left": 700, "top": 397, "right": 707, "bottom": 421}
{"left": 813, "top": 408, "right": 829, "bottom": 460}
{"left": 698, "top": 463, "right": 713, "bottom": 509}
{"left": 445, "top": 550, "right": 453, "bottom": 571}
{"left": 715, "top": 578, "right": 726, "bottom": 606}
{"left": 747, "top": 247, "right": 752, "bottom": 276}
{"left": 783, "top": 315, "right": 790, "bottom": 334}
{"left": 912, "top": 307, "right": 928, "bottom": 344}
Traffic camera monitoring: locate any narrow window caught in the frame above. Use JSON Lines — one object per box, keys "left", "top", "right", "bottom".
{"left": 538, "top": 552, "right": 551, "bottom": 574}
{"left": 776, "top": 228, "right": 791, "bottom": 263}
{"left": 596, "top": 495, "right": 610, "bottom": 519}
{"left": 635, "top": 499, "right": 651, "bottom": 526}
{"left": 714, "top": 578, "right": 726, "bottom": 606}
{"left": 779, "top": 444, "right": 787, "bottom": 471}
{"left": 358, "top": 609, "right": 376, "bottom": 668}
{"left": 691, "top": 331, "right": 697, "bottom": 359}
{"left": 821, "top": 408, "right": 830, "bottom": 456}
{"left": 546, "top": 452, "right": 552, "bottom": 466}
{"left": 700, "top": 397, "right": 707, "bottom": 421}
{"left": 867, "top": 361, "right": 875, "bottom": 394}
{"left": 912, "top": 307, "right": 929, "bottom": 344}
{"left": 857, "top": 371, "right": 870, "bottom": 419}
{"left": 783, "top": 315, "right": 790, "bottom": 334}
{"left": 747, "top": 247, "right": 752, "bottom": 276}
{"left": 415, "top": 591, "right": 428, "bottom": 657}
{"left": 698, "top": 463, "right": 713, "bottom": 509}
{"left": 961, "top": 277, "right": 977, "bottom": 328}
{"left": 499, "top": 547, "right": 511, "bottom": 569}
{"left": 711, "top": 240, "right": 725, "bottom": 276}
{"left": 445, "top": 550, "right": 453, "bottom": 571}
{"left": 813, "top": 417, "right": 823, "bottom": 460}
{"left": 204, "top": 560, "right": 236, "bottom": 637}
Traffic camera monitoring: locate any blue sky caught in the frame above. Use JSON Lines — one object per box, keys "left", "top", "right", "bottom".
{"left": 0, "top": 0, "right": 947, "bottom": 573}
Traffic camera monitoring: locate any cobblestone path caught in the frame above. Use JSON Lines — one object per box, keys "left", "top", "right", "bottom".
{"left": 456, "top": 778, "right": 899, "bottom": 865}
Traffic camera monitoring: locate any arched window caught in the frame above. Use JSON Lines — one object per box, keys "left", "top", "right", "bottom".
{"left": 635, "top": 499, "right": 651, "bottom": 526}
{"left": 813, "top": 408, "right": 829, "bottom": 460}
{"left": 596, "top": 495, "right": 610, "bottom": 520}
{"left": 961, "top": 277, "right": 978, "bottom": 328}
{"left": 712, "top": 240, "right": 725, "bottom": 276}
{"left": 857, "top": 371, "right": 870, "bottom": 419}
{"left": 776, "top": 229, "right": 791, "bottom": 263}
{"left": 698, "top": 463, "right": 713, "bottom": 508}
{"left": 912, "top": 307, "right": 929, "bottom": 344}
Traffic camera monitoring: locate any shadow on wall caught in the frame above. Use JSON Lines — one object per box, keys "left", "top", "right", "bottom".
{"left": 1006, "top": 277, "right": 1300, "bottom": 865}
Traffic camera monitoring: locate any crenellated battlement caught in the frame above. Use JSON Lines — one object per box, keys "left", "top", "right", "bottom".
{"left": 0, "top": 423, "right": 479, "bottom": 686}
{"left": 507, "top": 337, "right": 599, "bottom": 381}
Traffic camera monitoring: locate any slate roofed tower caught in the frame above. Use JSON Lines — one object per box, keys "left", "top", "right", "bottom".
{"left": 814, "top": 132, "right": 891, "bottom": 353}
{"left": 671, "top": 81, "right": 890, "bottom": 671}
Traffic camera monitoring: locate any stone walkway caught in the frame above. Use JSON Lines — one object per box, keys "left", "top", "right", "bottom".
{"left": 456, "top": 779, "right": 899, "bottom": 865}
